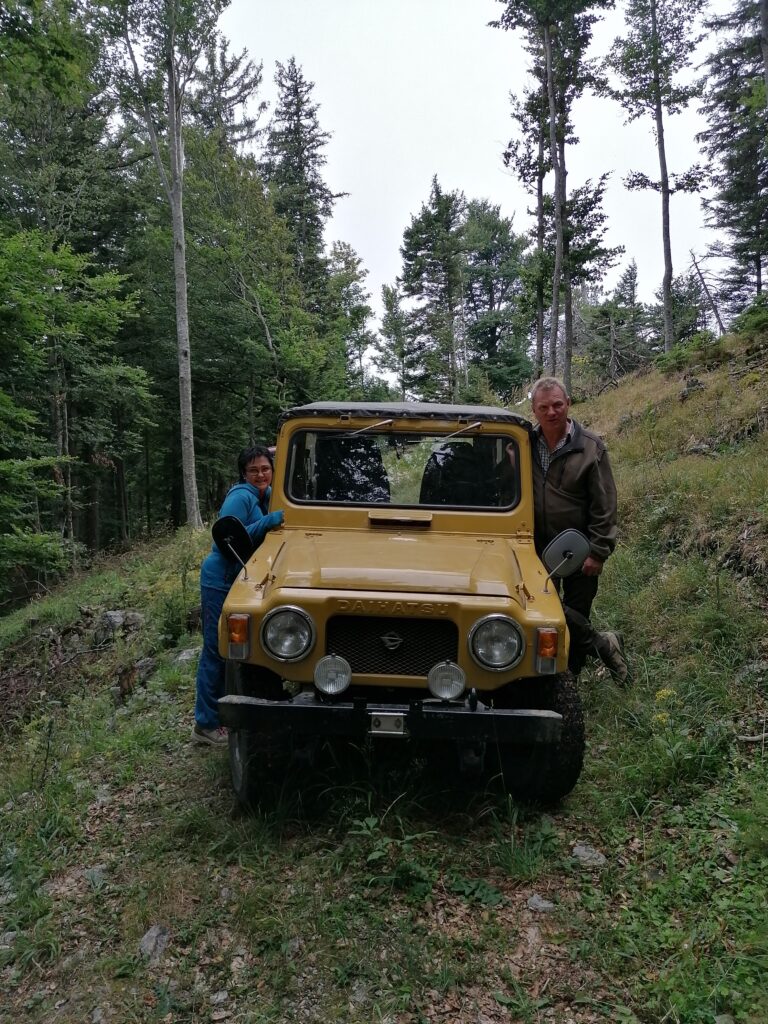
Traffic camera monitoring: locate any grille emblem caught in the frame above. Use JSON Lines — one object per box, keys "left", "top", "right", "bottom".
{"left": 381, "top": 631, "right": 404, "bottom": 651}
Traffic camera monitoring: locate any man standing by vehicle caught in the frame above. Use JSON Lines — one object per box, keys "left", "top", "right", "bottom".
{"left": 530, "top": 377, "right": 629, "bottom": 684}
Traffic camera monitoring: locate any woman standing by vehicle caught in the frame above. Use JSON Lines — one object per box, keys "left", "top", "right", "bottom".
{"left": 192, "top": 445, "right": 284, "bottom": 745}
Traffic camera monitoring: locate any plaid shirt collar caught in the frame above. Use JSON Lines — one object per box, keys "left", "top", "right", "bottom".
{"left": 535, "top": 420, "right": 573, "bottom": 475}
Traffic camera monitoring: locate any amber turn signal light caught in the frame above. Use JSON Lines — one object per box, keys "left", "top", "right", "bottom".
{"left": 227, "top": 614, "right": 250, "bottom": 645}
{"left": 537, "top": 627, "right": 558, "bottom": 659}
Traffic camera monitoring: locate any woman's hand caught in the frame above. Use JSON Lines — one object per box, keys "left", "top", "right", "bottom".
{"left": 263, "top": 510, "right": 284, "bottom": 530}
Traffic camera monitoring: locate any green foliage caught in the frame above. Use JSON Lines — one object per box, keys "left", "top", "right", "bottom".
{"left": 566, "top": 175, "right": 625, "bottom": 287}
{"left": 575, "top": 260, "right": 656, "bottom": 389}
{"left": 699, "top": 1, "right": 768, "bottom": 313}
{"left": 462, "top": 199, "right": 533, "bottom": 400}
{"left": 0, "top": 230, "right": 142, "bottom": 600}
{"left": 262, "top": 56, "right": 340, "bottom": 309}
{"left": 604, "top": 0, "right": 703, "bottom": 122}
{"left": 1, "top": 4, "right": 364, "bottom": 571}
{"left": 731, "top": 293, "right": 768, "bottom": 339}
{"left": 0, "top": 527, "right": 69, "bottom": 600}
{"left": 575, "top": 780, "right": 768, "bottom": 1023}
{"left": 0, "top": 0, "right": 118, "bottom": 249}
{"left": 603, "top": 0, "right": 705, "bottom": 352}
{"left": 494, "top": 0, "right": 620, "bottom": 384}
{"left": 396, "top": 181, "right": 533, "bottom": 402}
{"left": 371, "top": 283, "right": 414, "bottom": 400}
{"left": 646, "top": 270, "right": 718, "bottom": 348}
{"left": 400, "top": 176, "right": 467, "bottom": 401}
{"left": 489, "top": 812, "right": 561, "bottom": 878}
{"left": 447, "top": 875, "right": 503, "bottom": 906}
{"left": 327, "top": 241, "right": 377, "bottom": 397}
{"left": 654, "top": 329, "right": 720, "bottom": 372}
{"left": 348, "top": 815, "right": 438, "bottom": 899}
{"left": 733, "top": 777, "right": 768, "bottom": 860}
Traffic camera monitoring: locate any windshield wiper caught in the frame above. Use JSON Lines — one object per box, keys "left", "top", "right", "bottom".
{"left": 439, "top": 421, "right": 482, "bottom": 442}
{"left": 345, "top": 419, "right": 394, "bottom": 437}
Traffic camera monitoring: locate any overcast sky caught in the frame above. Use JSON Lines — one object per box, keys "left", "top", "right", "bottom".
{"left": 220, "top": 0, "right": 726, "bottom": 326}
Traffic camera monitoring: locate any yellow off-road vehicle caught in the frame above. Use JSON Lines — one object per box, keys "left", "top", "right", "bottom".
{"left": 217, "top": 402, "right": 587, "bottom": 806}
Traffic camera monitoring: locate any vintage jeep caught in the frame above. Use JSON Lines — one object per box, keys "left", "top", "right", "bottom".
{"left": 217, "top": 402, "right": 587, "bottom": 805}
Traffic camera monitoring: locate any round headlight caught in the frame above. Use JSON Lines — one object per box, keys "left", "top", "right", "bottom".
{"left": 469, "top": 615, "right": 524, "bottom": 671}
{"left": 314, "top": 654, "right": 352, "bottom": 696}
{"left": 261, "top": 607, "right": 315, "bottom": 662}
{"left": 428, "top": 661, "right": 466, "bottom": 701}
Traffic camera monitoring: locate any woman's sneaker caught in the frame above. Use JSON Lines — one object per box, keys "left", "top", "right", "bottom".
{"left": 595, "top": 631, "right": 630, "bottom": 686}
{"left": 191, "top": 724, "right": 228, "bottom": 746}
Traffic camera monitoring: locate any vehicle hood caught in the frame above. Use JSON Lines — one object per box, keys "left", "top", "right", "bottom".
{"left": 266, "top": 531, "right": 524, "bottom": 599}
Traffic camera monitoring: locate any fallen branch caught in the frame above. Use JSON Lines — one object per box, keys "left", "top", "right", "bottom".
{"left": 56, "top": 641, "right": 113, "bottom": 667}
{"left": 736, "top": 732, "right": 768, "bottom": 743}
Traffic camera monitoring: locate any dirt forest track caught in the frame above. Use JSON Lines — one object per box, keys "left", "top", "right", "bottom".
{"left": 0, "top": 595, "right": 623, "bottom": 1022}
{"left": 0, "top": 664, "right": 634, "bottom": 1024}
{"left": 1, "top": 620, "right": 766, "bottom": 1024}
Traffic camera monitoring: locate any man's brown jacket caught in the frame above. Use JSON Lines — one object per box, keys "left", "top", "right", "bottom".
{"left": 531, "top": 419, "right": 618, "bottom": 563}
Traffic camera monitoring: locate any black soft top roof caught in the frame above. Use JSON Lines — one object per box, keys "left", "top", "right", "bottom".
{"left": 278, "top": 401, "right": 531, "bottom": 430}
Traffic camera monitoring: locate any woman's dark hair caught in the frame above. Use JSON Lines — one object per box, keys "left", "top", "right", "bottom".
{"left": 238, "top": 444, "right": 274, "bottom": 482}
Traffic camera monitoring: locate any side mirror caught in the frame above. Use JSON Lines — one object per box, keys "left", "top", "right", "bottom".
{"left": 212, "top": 516, "right": 255, "bottom": 578}
{"left": 542, "top": 529, "right": 591, "bottom": 586}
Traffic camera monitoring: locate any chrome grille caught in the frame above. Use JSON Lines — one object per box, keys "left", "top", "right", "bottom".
{"left": 326, "top": 616, "right": 459, "bottom": 677}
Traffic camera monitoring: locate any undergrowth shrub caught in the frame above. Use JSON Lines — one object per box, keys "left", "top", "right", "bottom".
{"left": 731, "top": 293, "right": 768, "bottom": 339}
{"left": 655, "top": 330, "right": 720, "bottom": 372}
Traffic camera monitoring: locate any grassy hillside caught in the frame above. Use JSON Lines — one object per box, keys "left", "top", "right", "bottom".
{"left": 1, "top": 335, "right": 767, "bottom": 1024}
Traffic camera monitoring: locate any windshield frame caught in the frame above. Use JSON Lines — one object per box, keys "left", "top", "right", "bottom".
{"left": 284, "top": 426, "right": 522, "bottom": 512}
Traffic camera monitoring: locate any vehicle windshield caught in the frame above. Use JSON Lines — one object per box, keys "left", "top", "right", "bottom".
{"left": 286, "top": 429, "right": 520, "bottom": 509}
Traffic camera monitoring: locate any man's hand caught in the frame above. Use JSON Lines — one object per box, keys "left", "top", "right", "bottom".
{"left": 581, "top": 555, "right": 604, "bottom": 576}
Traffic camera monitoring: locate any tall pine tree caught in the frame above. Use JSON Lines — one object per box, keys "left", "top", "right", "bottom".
{"left": 699, "top": 0, "right": 768, "bottom": 309}
{"left": 461, "top": 199, "right": 532, "bottom": 400}
{"left": 262, "top": 57, "right": 343, "bottom": 314}
{"left": 400, "top": 177, "right": 466, "bottom": 401}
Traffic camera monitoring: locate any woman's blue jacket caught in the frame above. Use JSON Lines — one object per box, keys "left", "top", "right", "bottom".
{"left": 200, "top": 482, "right": 280, "bottom": 592}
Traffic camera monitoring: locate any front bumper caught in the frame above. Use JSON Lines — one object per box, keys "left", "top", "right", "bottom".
{"left": 218, "top": 691, "right": 562, "bottom": 744}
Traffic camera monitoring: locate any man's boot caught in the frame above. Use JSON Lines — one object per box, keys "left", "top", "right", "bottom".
{"left": 594, "top": 631, "right": 630, "bottom": 685}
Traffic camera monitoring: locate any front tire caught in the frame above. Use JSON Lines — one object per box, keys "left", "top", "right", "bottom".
{"left": 225, "top": 662, "right": 290, "bottom": 808}
{"left": 490, "top": 671, "right": 585, "bottom": 804}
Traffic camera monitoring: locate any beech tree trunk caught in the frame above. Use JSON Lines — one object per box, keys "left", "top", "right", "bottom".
{"left": 124, "top": 8, "right": 203, "bottom": 529}
{"left": 562, "top": 264, "right": 573, "bottom": 394}
{"left": 62, "top": 398, "right": 76, "bottom": 566}
{"left": 558, "top": 133, "right": 572, "bottom": 393}
{"left": 543, "top": 25, "right": 564, "bottom": 372}
{"left": 87, "top": 452, "right": 101, "bottom": 552}
{"left": 144, "top": 433, "right": 152, "bottom": 538}
{"left": 116, "top": 457, "right": 129, "bottom": 544}
{"left": 535, "top": 118, "right": 545, "bottom": 376}
{"left": 166, "top": 48, "right": 203, "bottom": 528}
{"left": 651, "top": 0, "right": 675, "bottom": 353}
{"left": 448, "top": 316, "right": 459, "bottom": 401}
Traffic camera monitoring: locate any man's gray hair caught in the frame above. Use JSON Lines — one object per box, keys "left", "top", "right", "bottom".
{"left": 530, "top": 376, "right": 569, "bottom": 404}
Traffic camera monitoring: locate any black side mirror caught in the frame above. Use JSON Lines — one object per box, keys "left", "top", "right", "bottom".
{"left": 212, "top": 516, "right": 255, "bottom": 577}
{"left": 542, "top": 529, "right": 591, "bottom": 585}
